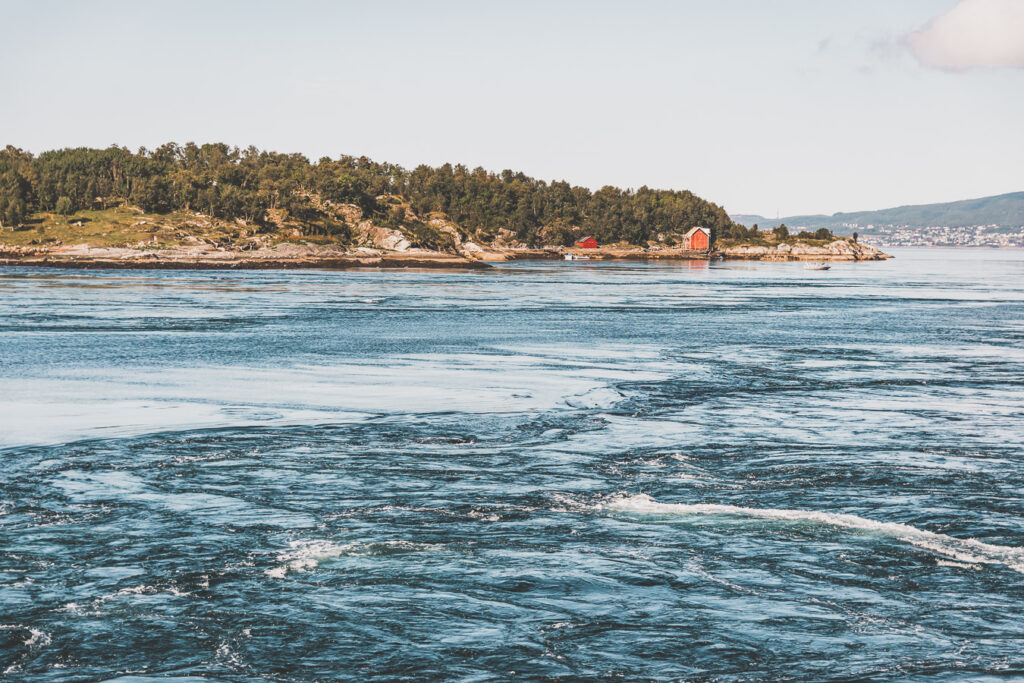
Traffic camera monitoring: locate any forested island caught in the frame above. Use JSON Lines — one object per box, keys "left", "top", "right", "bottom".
{"left": 0, "top": 143, "right": 888, "bottom": 268}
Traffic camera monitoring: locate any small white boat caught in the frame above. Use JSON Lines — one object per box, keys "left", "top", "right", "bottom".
{"left": 805, "top": 263, "right": 830, "bottom": 271}
{"left": 565, "top": 254, "right": 591, "bottom": 261}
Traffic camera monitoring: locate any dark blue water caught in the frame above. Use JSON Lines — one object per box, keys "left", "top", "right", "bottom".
{"left": 2, "top": 249, "right": 1023, "bottom": 681}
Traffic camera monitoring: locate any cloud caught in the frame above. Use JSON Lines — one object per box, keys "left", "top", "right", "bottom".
{"left": 906, "top": 0, "right": 1024, "bottom": 70}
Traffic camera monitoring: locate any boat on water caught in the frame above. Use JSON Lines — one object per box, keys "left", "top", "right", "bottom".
{"left": 565, "top": 254, "right": 592, "bottom": 261}
{"left": 805, "top": 263, "right": 831, "bottom": 271}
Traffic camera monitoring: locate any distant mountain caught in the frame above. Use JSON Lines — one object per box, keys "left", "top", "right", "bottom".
{"left": 733, "top": 192, "right": 1024, "bottom": 233}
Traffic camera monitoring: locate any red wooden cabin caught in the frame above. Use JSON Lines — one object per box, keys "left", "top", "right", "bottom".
{"left": 577, "top": 236, "right": 599, "bottom": 249}
{"left": 684, "top": 227, "right": 710, "bottom": 250}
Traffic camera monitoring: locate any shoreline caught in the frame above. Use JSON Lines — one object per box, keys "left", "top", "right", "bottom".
{"left": 0, "top": 254, "right": 493, "bottom": 271}
{"left": 717, "top": 241, "right": 891, "bottom": 261}
{"left": 0, "top": 241, "right": 892, "bottom": 271}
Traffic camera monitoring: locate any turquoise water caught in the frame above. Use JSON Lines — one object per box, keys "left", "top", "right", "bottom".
{"left": 1, "top": 249, "right": 1023, "bottom": 680}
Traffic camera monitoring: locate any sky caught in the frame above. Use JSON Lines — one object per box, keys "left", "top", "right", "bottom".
{"left": 1, "top": 0, "right": 1022, "bottom": 216}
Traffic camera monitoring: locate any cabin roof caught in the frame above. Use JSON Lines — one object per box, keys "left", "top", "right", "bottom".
{"left": 684, "top": 226, "right": 710, "bottom": 238}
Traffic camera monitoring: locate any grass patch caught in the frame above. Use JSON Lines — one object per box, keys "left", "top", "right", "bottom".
{"left": 0, "top": 207, "right": 323, "bottom": 249}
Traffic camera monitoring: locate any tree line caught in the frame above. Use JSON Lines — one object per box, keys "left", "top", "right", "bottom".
{"left": 0, "top": 143, "right": 741, "bottom": 246}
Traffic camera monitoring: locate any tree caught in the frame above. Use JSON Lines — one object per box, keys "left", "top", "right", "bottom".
{"left": 773, "top": 223, "right": 789, "bottom": 239}
{"left": 55, "top": 195, "right": 73, "bottom": 217}
{"left": 3, "top": 197, "right": 26, "bottom": 228}
{"left": 0, "top": 152, "right": 34, "bottom": 229}
{"left": 852, "top": 232, "right": 858, "bottom": 243}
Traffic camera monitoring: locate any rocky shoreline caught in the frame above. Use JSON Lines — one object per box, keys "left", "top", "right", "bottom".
{"left": 718, "top": 240, "right": 891, "bottom": 261}
{"left": 0, "top": 251, "right": 490, "bottom": 271}
{"left": 0, "top": 239, "right": 890, "bottom": 270}
{"left": 0, "top": 244, "right": 493, "bottom": 270}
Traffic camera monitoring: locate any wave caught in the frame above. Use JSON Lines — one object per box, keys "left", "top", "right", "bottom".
{"left": 265, "top": 539, "right": 440, "bottom": 579}
{"left": 601, "top": 494, "right": 1024, "bottom": 574}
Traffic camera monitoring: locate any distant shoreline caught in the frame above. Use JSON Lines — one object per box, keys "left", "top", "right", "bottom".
{"left": 871, "top": 245, "right": 1023, "bottom": 250}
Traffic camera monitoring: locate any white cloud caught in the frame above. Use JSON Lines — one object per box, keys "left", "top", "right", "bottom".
{"left": 907, "top": 0, "right": 1024, "bottom": 70}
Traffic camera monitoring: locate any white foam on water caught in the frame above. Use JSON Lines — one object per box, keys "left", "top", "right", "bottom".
{"left": 936, "top": 559, "right": 980, "bottom": 570}
{"left": 98, "top": 584, "right": 188, "bottom": 601}
{"left": 25, "top": 628, "right": 50, "bottom": 648}
{"left": 601, "top": 494, "right": 1024, "bottom": 574}
{"left": 216, "top": 640, "right": 244, "bottom": 667}
{"left": 0, "top": 624, "right": 50, "bottom": 649}
{"left": 61, "top": 584, "right": 195, "bottom": 616}
{"left": 265, "top": 539, "right": 439, "bottom": 579}
{"left": 466, "top": 510, "right": 501, "bottom": 522}
{"left": 265, "top": 540, "right": 347, "bottom": 578}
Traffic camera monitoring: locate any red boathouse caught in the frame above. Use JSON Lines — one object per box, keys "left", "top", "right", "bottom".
{"left": 683, "top": 226, "right": 710, "bottom": 250}
{"left": 577, "top": 236, "right": 599, "bottom": 249}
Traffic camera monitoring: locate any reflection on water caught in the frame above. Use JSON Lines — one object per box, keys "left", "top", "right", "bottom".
{"left": 1, "top": 249, "right": 1023, "bottom": 680}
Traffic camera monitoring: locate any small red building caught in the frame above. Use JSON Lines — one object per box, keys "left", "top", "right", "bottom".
{"left": 683, "top": 226, "right": 710, "bottom": 250}
{"left": 577, "top": 236, "right": 599, "bottom": 249}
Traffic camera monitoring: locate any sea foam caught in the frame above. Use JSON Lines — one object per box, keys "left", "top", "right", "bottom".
{"left": 265, "top": 539, "right": 439, "bottom": 578}
{"left": 602, "top": 494, "right": 1024, "bottom": 574}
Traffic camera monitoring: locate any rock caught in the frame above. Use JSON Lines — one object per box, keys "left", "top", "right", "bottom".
{"left": 428, "top": 217, "right": 464, "bottom": 247}
{"left": 367, "top": 226, "right": 411, "bottom": 252}
{"left": 459, "top": 241, "right": 511, "bottom": 261}
{"left": 337, "top": 204, "right": 363, "bottom": 223}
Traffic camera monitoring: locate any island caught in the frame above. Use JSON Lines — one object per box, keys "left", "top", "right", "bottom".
{"left": 0, "top": 143, "right": 890, "bottom": 269}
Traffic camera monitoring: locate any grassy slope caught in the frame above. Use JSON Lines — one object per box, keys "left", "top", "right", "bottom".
{"left": 0, "top": 207, "right": 320, "bottom": 250}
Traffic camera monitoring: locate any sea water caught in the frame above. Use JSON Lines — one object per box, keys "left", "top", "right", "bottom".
{"left": 1, "top": 249, "right": 1022, "bottom": 680}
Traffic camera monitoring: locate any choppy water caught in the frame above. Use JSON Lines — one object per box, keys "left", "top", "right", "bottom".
{"left": 2, "top": 249, "right": 1023, "bottom": 681}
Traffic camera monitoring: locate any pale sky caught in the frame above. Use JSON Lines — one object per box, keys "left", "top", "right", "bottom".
{"left": 2, "top": 0, "right": 1022, "bottom": 216}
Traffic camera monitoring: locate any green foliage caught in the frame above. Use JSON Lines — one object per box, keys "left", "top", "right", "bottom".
{"left": 540, "top": 218, "right": 581, "bottom": 247}
{"left": 382, "top": 204, "right": 407, "bottom": 228}
{"left": 404, "top": 219, "right": 455, "bottom": 252}
{"left": 718, "top": 222, "right": 760, "bottom": 240}
{"left": 2, "top": 197, "right": 25, "bottom": 228}
{"left": 796, "top": 227, "right": 837, "bottom": 241}
{"left": 0, "top": 146, "right": 34, "bottom": 228}
{"left": 402, "top": 168, "right": 738, "bottom": 246}
{"left": 55, "top": 196, "right": 73, "bottom": 216}
{"left": 0, "top": 142, "right": 746, "bottom": 246}
{"left": 773, "top": 223, "right": 789, "bottom": 239}
{"left": 300, "top": 216, "right": 350, "bottom": 240}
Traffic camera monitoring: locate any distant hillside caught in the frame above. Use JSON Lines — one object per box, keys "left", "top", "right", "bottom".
{"left": 733, "top": 192, "right": 1024, "bottom": 232}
